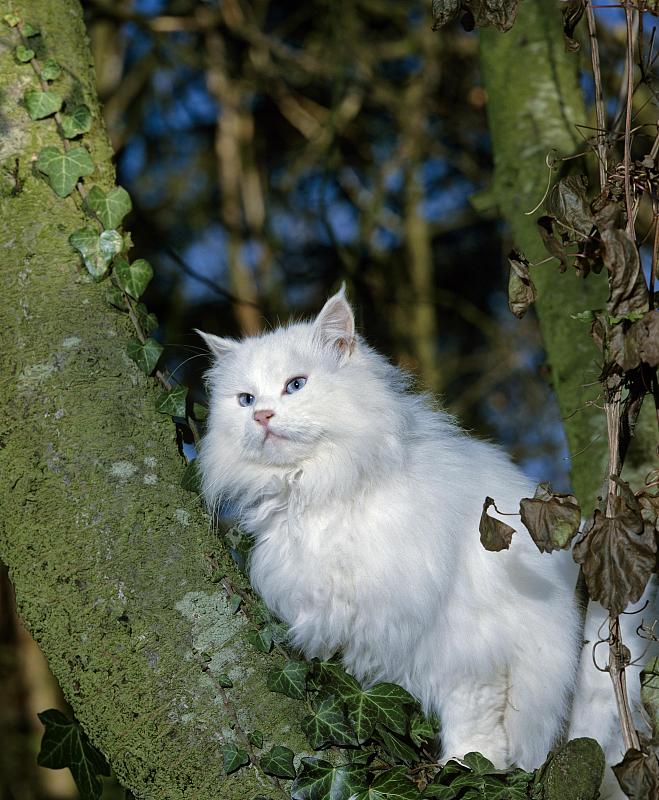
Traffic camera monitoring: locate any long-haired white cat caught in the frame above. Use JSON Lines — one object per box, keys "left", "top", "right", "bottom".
{"left": 197, "top": 288, "right": 649, "bottom": 775}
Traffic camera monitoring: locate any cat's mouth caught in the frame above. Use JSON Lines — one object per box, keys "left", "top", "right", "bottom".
{"left": 263, "top": 429, "right": 288, "bottom": 443}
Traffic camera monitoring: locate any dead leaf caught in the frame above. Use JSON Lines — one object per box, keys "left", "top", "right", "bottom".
{"left": 519, "top": 483, "right": 581, "bottom": 553}
{"left": 561, "top": 0, "right": 585, "bottom": 52}
{"left": 507, "top": 250, "right": 536, "bottom": 319}
{"left": 608, "top": 321, "right": 641, "bottom": 372}
{"left": 573, "top": 488, "right": 656, "bottom": 617}
{"left": 612, "top": 749, "right": 659, "bottom": 800}
{"left": 431, "top": 0, "right": 522, "bottom": 32}
{"left": 635, "top": 310, "right": 659, "bottom": 367}
{"left": 479, "top": 497, "right": 516, "bottom": 551}
{"left": 537, "top": 215, "right": 571, "bottom": 272}
{"left": 546, "top": 175, "right": 595, "bottom": 239}
{"left": 602, "top": 229, "right": 649, "bottom": 317}
{"left": 608, "top": 311, "right": 659, "bottom": 371}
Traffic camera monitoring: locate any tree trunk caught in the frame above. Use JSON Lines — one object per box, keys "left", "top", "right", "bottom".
{"left": 480, "top": 0, "right": 612, "bottom": 511}
{"left": 0, "top": 2, "right": 306, "bottom": 797}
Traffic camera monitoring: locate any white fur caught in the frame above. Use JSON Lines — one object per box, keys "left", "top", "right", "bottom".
{"left": 198, "top": 291, "right": 654, "bottom": 773}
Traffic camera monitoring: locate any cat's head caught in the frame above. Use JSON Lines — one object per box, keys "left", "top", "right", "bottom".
{"left": 196, "top": 288, "right": 407, "bottom": 506}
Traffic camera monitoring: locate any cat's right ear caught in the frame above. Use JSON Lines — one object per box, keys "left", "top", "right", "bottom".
{"left": 313, "top": 285, "right": 356, "bottom": 360}
{"left": 195, "top": 329, "right": 237, "bottom": 360}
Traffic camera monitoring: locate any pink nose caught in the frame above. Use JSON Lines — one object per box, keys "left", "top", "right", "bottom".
{"left": 253, "top": 409, "right": 275, "bottom": 428}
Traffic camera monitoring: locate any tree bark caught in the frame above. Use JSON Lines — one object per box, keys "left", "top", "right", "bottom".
{"left": 0, "top": 2, "right": 306, "bottom": 797}
{"left": 480, "top": 0, "right": 611, "bottom": 511}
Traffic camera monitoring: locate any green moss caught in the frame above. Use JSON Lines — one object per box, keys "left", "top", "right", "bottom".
{"left": 0, "top": 2, "right": 307, "bottom": 797}
{"left": 480, "top": 1, "right": 609, "bottom": 511}
{"left": 539, "top": 738, "right": 604, "bottom": 800}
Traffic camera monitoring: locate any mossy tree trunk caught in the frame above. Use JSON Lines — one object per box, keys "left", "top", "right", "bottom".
{"left": 481, "top": 0, "right": 656, "bottom": 510}
{"left": 0, "top": 2, "right": 307, "bottom": 797}
{"left": 480, "top": 0, "right": 611, "bottom": 511}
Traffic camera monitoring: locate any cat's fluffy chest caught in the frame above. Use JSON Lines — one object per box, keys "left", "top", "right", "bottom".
{"left": 247, "top": 474, "right": 450, "bottom": 666}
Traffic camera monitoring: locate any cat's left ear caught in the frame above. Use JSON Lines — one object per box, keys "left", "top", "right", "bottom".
{"left": 313, "top": 285, "right": 356, "bottom": 360}
{"left": 195, "top": 329, "right": 238, "bottom": 360}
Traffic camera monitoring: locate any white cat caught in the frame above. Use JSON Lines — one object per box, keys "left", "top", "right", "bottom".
{"left": 197, "top": 288, "right": 648, "bottom": 774}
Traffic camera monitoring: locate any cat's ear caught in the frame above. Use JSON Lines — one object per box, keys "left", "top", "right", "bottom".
{"left": 195, "top": 329, "right": 237, "bottom": 360}
{"left": 313, "top": 285, "right": 356, "bottom": 359}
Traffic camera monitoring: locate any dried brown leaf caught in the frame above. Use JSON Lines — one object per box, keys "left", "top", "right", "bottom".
{"left": 589, "top": 311, "right": 608, "bottom": 353}
{"left": 608, "top": 311, "right": 659, "bottom": 371}
{"left": 592, "top": 195, "right": 621, "bottom": 232}
{"left": 573, "top": 488, "right": 656, "bottom": 617}
{"left": 519, "top": 483, "right": 581, "bottom": 553}
{"left": 537, "top": 215, "right": 570, "bottom": 272}
{"left": 612, "top": 749, "right": 659, "bottom": 800}
{"left": 507, "top": 250, "right": 536, "bottom": 319}
{"left": 635, "top": 310, "right": 659, "bottom": 367}
{"left": 608, "top": 321, "right": 641, "bottom": 372}
{"left": 602, "top": 229, "right": 649, "bottom": 317}
{"left": 561, "top": 1, "right": 584, "bottom": 52}
{"left": 479, "top": 497, "right": 515, "bottom": 552}
{"left": 431, "top": 0, "right": 522, "bottom": 32}
{"left": 546, "top": 175, "right": 595, "bottom": 239}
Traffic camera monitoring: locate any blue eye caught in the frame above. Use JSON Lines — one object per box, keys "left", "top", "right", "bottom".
{"left": 285, "top": 376, "right": 307, "bottom": 394}
{"left": 238, "top": 393, "right": 255, "bottom": 407}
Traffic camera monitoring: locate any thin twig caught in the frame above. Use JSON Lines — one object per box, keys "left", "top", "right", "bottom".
{"left": 585, "top": 2, "right": 607, "bottom": 189}
{"left": 624, "top": 5, "right": 635, "bottom": 237}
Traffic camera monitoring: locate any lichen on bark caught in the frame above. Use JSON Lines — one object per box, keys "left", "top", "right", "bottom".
{"left": 0, "top": 2, "right": 307, "bottom": 797}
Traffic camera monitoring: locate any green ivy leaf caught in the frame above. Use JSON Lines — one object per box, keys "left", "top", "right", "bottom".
{"left": 409, "top": 712, "right": 437, "bottom": 747}
{"left": 220, "top": 743, "right": 249, "bottom": 774}
{"left": 362, "top": 683, "right": 413, "bottom": 736}
{"left": 463, "top": 752, "right": 497, "bottom": 775}
{"left": 41, "top": 58, "right": 62, "bottom": 81}
{"left": 15, "top": 44, "right": 35, "bottom": 62}
{"left": 114, "top": 256, "right": 152, "bottom": 300}
{"left": 105, "top": 285, "right": 128, "bottom": 310}
{"left": 246, "top": 627, "right": 273, "bottom": 654}
{"left": 193, "top": 402, "right": 209, "bottom": 421}
{"left": 86, "top": 184, "right": 132, "bottom": 229}
{"left": 25, "top": 88, "right": 62, "bottom": 120}
{"left": 422, "top": 786, "right": 458, "bottom": 800}
{"left": 99, "top": 230, "right": 123, "bottom": 260}
{"left": 126, "top": 337, "right": 163, "bottom": 375}
{"left": 135, "top": 302, "right": 158, "bottom": 334}
{"left": 3, "top": 12, "right": 20, "bottom": 27}
{"left": 354, "top": 767, "right": 421, "bottom": 800}
{"left": 229, "top": 593, "right": 242, "bottom": 614}
{"left": 291, "top": 757, "right": 368, "bottom": 800}
{"left": 314, "top": 664, "right": 414, "bottom": 742}
{"left": 374, "top": 724, "right": 419, "bottom": 764}
{"left": 35, "top": 146, "right": 94, "bottom": 197}
{"left": 260, "top": 745, "right": 296, "bottom": 779}
{"left": 267, "top": 660, "right": 309, "bottom": 700}
{"left": 37, "top": 709, "right": 110, "bottom": 800}
{"left": 69, "top": 227, "right": 120, "bottom": 280}
{"left": 480, "top": 775, "right": 529, "bottom": 800}
{"left": 248, "top": 729, "right": 263, "bottom": 748}
{"left": 61, "top": 104, "right": 93, "bottom": 139}
{"left": 155, "top": 385, "right": 188, "bottom": 418}
{"left": 345, "top": 689, "right": 379, "bottom": 743}
{"left": 181, "top": 460, "right": 201, "bottom": 493}
{"left": 22, "top": 22, "right": 40, "bottom": 36}
{"left": 302, "top": 695, "right": 357, "bottom": 749}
